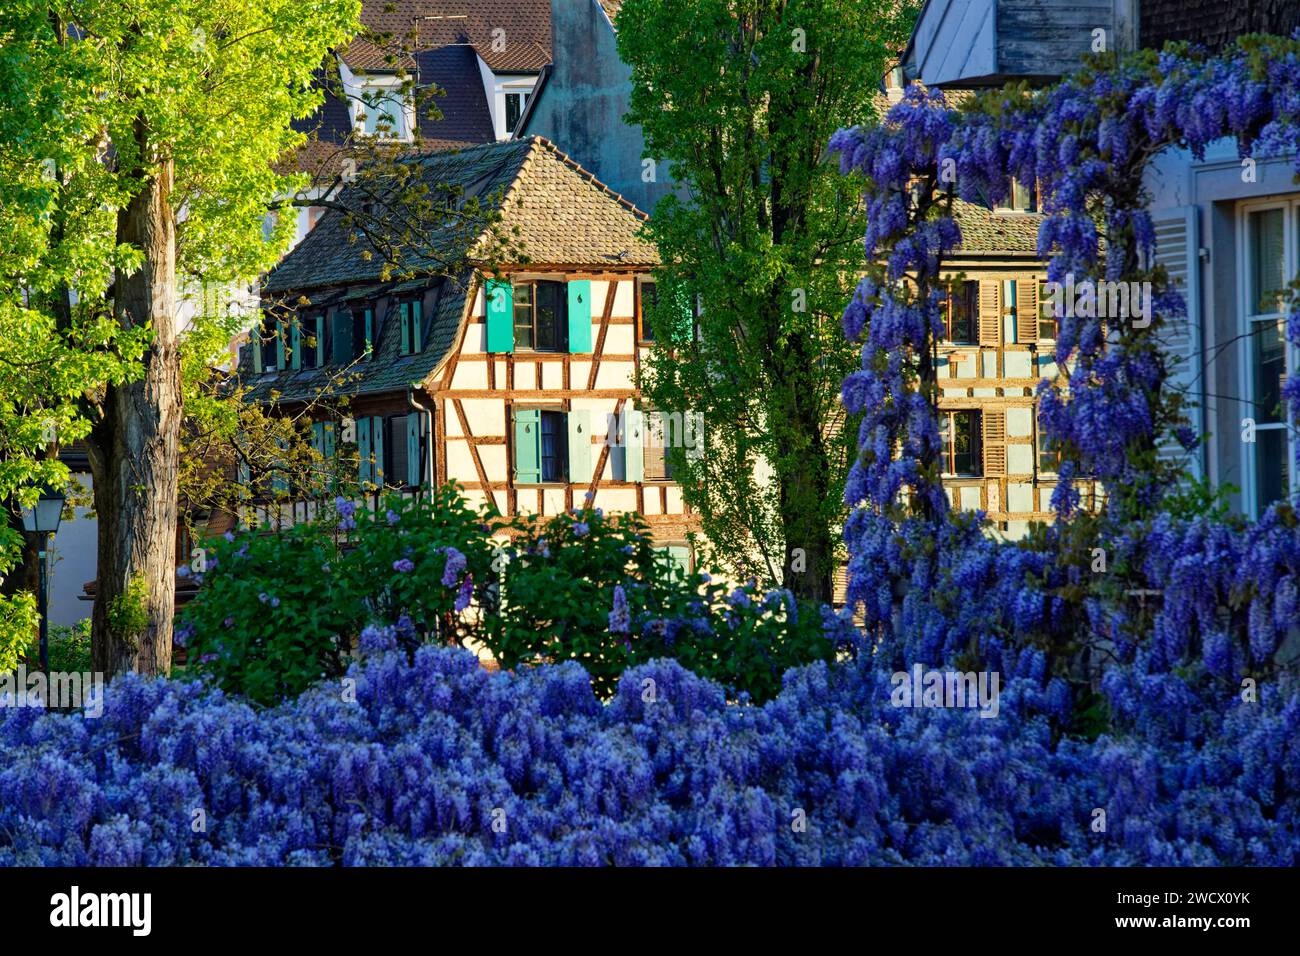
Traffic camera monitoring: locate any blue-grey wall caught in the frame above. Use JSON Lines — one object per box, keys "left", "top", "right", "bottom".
{"left": 523, "top": 0, "right": 674, "bottom": 214}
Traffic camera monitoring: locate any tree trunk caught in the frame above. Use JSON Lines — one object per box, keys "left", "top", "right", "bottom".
{"left": 89, "top": 126, "right": 180, "bottom": 678}
{"left": 774, "top": 326, "right": 835, "bottom": 605}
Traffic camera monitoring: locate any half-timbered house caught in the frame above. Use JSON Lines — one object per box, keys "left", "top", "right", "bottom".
{"left": 240, "top": 136, "right": 696, "bottom": 568}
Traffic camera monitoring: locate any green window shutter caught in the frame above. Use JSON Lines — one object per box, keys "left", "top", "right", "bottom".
{"left": 372, "top": 415, "right": 386, "bottom": 486}
{"left": 567, "top": 280, "right": 592, "bottom": 353}
{"left": 659, "top": 545, "right": 691, "bottom": 578}
{"left": 412, "top": 300, "right": 423, "bottom": 353}
{"left": 358, "top": 416, "right": 373, "bottom": 486}
{"left": 486, "top": 279, "right": 514, "bottom": 353}
{"left": 311, "top": 421, "right": 325, "bottom": 455}
{"left": 290, "top": 320, "right": 302, "bottom": 370}
{"left": 314, "top": 314, "right": 326, "bottom": 366}
{"left": 332, "top": 310, "right": 352, "bottom": 365}
{"left": 400, "top": 302, "right": 411, "bottom": 355}
{"left": 514, "top": 408, "right": 540, "bottom": 483}
{"left": 323, "top": 421, "right": 337, "bottom": 458}
{"left": 624, "top": 409, "right": 644, "bottom": 483}
{"left": 364, "top": 308, "right": 374, "bottom": 356}
{"left": 567, "top": 409, "right": 592, "bottom": 482}
{"left": 275, "top": 319, "right": 286, "bottom": 370}
{"left": 237, "top": 459, "right": 251, "bottom": 487}
{"left": 406, "top": 414, "right": 422, "bottom": 487}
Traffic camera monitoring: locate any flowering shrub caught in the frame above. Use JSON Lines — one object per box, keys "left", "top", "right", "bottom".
{"left": 178, "top": 484, "right": 495, "bottom": 705}
{"left": 479, "top": 506, "right": 838, "bottom": 700}
{"left": 0, "top": 630, "right": 1295, "bottom": 866}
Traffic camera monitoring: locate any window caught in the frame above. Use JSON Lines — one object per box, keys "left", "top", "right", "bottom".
{"left": 1036, "top": 414, "right": 1061, "bottom": 475}
{"left": 539, "top": 411, "right": 566, "bottom": 483}
{"left": 512, "top": 280, "right": 567, "bottom": 351}
{"left": 256, "top": 314, "right": 281, "bottom": 372}
{"left": 943, "top": 281, "right": 977, "bottom": 343}
{"left": 359, "top": 87, "right": 409, "bottom": 139}
{"left": 504, "top": 91, "right": 527, "bottom": 133}
{"left": 638, "top": 280, "right": 659, "bottom": 342}
{"left": 302, "top": 314, "right": 326, "bottom": 369}
{"left": 994, "top": 176, "right": 1037, "bottom": 214}
{"left": 1241, "top": 201, "right": 1297, "bottom": 514}
{"left": 399, "top": 299, "right": 423, "bottom": 355}
{"left": 1038, "top": 279, "right": 1059, "bottom": 341}
{"left": 940, "top": 410, "right": 982, "bottom": 476}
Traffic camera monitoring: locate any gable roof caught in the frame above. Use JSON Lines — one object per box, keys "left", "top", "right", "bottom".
{"left": 264, "top": 136, "right": 654, "bottom": 295}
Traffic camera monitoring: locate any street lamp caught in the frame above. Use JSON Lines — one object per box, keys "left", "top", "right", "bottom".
{"left": 21, "top": 485, "right": 65, "bottom": 672}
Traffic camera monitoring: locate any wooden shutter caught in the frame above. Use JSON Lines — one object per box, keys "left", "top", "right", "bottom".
{"left": 514, "top": 408, "right": 540, "bottom": 483}
{"left": 372, "top": 415, "right": 386, "bottom": 486}
{"left": 983, "top": 409, "right": 1006, "bottom": 478}
{"left": 567, "top": 280, "right": 592, "bottom": 353}
{"left": 412, "top": 300, "right": 423, "bottom": 353}
{"left": 358, "top": 416, "right": 373, "bottom": 486}
{"left": 323, "top": 421, "right": 336, "bottom": 458}
{"left": 567, "top": 409, "right": 592, "bottom": 482}
{"left": 275, "top": 318, "right": 286, "bottom": 370}
{"left": 314, "top": 314, "right": 326, "bottom": 366}
{"left": 311, "top": 421, "right": 325, "bottom": 455}
{"left": 978, "top": 280, "right": 1001, "bottom": 346}
{"left": 1016, "top": 279, "right": 1038, "bottom": 345}
{"left": 332, "top": 310, "right": 352, "bottom": 365}
{"left": 400, "top": 302, "right": 411, "bottom": 355}
{"left": 290, "top": 319, "right": 302, "bottom": 370}
{"left": 363, "top": 308, "right": 374, "bottom": 357}
{"left": 406, "top": 413, "right": 422, "bottom": 487}
{"left": 1151, "top": 207, "right": 1204, "bottom": 478}
{"left": 237, "top": 458, "right": 251, "bottom": 487}
{"left": 486, "top": 279, "right": 514, "bottom": 353}
{"left": 624, "top": 409, "right": 644, "bottom": 483}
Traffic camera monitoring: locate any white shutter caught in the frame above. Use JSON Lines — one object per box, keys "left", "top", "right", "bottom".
{"left": 1149, "top": 207, "right": 1203, "bottom": 479}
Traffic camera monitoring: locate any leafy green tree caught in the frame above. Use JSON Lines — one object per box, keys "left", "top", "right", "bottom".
{"left": 618, "top": 0, "right": 914, "bottom": 601}
{"left": 0, "top": 0, "right": 361, "bottom": 675}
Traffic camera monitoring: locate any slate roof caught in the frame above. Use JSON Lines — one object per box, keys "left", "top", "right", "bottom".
{"left": 248, "top": 137, "right": 655, "bottom": 403}
{"left": 416, "top": 45, "right": 497, "bottom": 149}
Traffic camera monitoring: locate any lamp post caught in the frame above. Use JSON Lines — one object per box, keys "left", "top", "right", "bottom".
{"left": 21, "top": 485, "right": 65, "bottom": 672}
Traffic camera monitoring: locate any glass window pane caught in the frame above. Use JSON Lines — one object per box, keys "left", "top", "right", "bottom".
{"left": 1249, "top": 208, "right": 1286, "bottom": 314}
{"left": 535, "top": 281, "right": 563, "bottom": 352}
{"left": 1252, "top": 318, "right": 1286, "bottom": 424}
{"left": 1255, "top": 427, "right": 1289, "bottom": 512}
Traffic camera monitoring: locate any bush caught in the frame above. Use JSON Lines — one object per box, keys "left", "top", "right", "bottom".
{"left": 181, "top": 492, "right": 834, "bottom": 704}
{"left": 481, "top": 506, "right": 838, "bottom": 700}
{"left": 177, "top": 484, "right": 496, "bottom": 705}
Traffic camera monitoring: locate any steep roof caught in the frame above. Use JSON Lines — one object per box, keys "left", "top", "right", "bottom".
{"left": 346, "top": 0, "right": 552, "bottom": 74}
{"left": 242, "top": 272, "right": 474, "bottom": 404}
{"left": 265, "top": 136, "right": 654, "bottom": 295}
{"left": 416, "top": 45, "right": 497, "bottom": 148}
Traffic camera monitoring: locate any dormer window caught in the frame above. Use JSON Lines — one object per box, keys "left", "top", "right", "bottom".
{"left": 356, "top": 84, "right": 411, "bottom": 140}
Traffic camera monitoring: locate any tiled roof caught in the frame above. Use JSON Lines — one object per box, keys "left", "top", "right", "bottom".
{"left": 348, "top": 0, "right": 552, "bottom": 74}
{"left": 242, "top": 273, "right": 474, "bottom": 404}
{"left": 250, "top": 137, "right": 655, "bottom": 403}
{"left": 597, "top": 1, "right": 623, "bottom": 24}
{"left": 265, "top": 136, "right": 654, "bottom": 294}
{"left": 952, "top": 200, "right": 1043, "bottom": 256}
